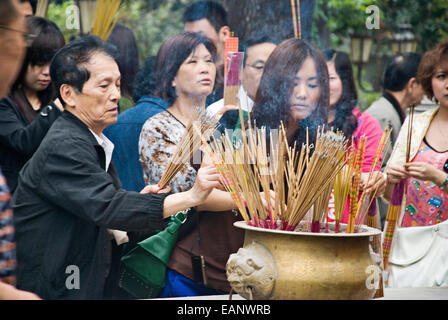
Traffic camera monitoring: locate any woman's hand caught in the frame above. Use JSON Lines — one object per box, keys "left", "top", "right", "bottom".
{"left": 213, "top": 104, "right": 238, "bottom": 122}
{"left": 260, "top": 190, "right": 276, "bottom": 211}
{"left": 404, "top": 162, "right": 444, "bottom": 184}
{"left": 361, "top": 171, "right": 386, "bottom": 197}
{"left": 386, "top": 164, "right": 408, "bottom": 185}
{"left": 188, "top": 163, "right": 222, "bottom": 204}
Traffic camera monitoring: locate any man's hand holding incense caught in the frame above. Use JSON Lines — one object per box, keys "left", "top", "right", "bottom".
{"left": 140, "top": 185, "right": 171, "bottom": 194}
{"left": 161, "top": 164, "right": 222, "bottom": 218}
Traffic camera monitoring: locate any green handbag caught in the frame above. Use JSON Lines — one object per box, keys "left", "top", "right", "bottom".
{"left": 118, "top": 211, "right": 187, "bottom": 299}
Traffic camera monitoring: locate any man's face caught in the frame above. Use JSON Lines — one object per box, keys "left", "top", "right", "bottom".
{"left": 184, "top": 18, "right": 224, "bottom": 63}
{"left": 68, "top": 52, "right": 121, "bottom": 134}
{"left": 185, "top": 18, "right": 219, "bottom": 49}
{"left": 409, "top": 80, "right": 424, "bottom": 107}
{"left": 241, "top": 42, "right": 276, "bottom": 100}
{"left": 0, "top": 0, "right": 27, "bottom": 98}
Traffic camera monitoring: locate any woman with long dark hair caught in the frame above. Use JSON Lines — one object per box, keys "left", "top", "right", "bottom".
{"left": 0, "top": 16, "right": 65, "bottom": 192}
{"left": 251, "top": 38, "right": 329, "bottom": 147}
{"left": 107, "top": 23, "right": 139, "bottom": 110}
{"left": 323, "top": 49, "right": 386, "bottom": 223}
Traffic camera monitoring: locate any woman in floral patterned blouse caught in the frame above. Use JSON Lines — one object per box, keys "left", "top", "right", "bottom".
{"left": 138, "top": 32, "right": 253, "bottom": 297}
{"left": 140, "top": 32, "right": 225, "bottom": 198}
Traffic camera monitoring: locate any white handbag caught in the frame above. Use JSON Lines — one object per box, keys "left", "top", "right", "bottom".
{"left": 386, "top": 219, "right": 448, "bottom": 288}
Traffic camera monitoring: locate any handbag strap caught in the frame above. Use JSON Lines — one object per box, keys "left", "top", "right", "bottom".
{"left": 166, "top": 210, "right": 188, "bottom": 234}
{"left": 189, "top": 210, "right": 202, "bottom": 254}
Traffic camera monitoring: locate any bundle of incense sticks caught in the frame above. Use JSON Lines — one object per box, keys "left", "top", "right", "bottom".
{"left": 194, "top": 123, "right": 250, "bottom": 223}
{"left": 78, "top": 0, "right": 96, "bottom": 34}
{"left": 223, "top": 35, "right": 239, "bottom": 82}
{"left": 333, "top": 138, "right": 355, "bottom": 233}
{"left": 283, "top": 128, "right": 349, "bottom": 230}
{"left": 203, "top": 120, "right": 347, "bottom": 230}
{"left": 383, "top": 105, "right": 415, "bottom": 281}
{"left": 270, "top": 124, "right": 287, "bottom": 223}
{"left": 199, "top": 113, "right": 348, "bottom": 231}
{"left": 352, "top": 127, "right": 392, "bottom": 231}
{"left": 312, "top": 182, "right": 333, "bottom": 233}
{"left": 157, "top": 107, "right": 218, "bottom": 190}
{"left": 224, "top": 52, "right": 244, "bottom": 107}
{"left": 208, "top": 131, "right": 262, "bottom": 227}
{"left": 35, "top": 0, "right": 49, "bottom": 17}
{"left": 315, "top": 128, "right": 352, "bottom": 233}
{"left": 207, "top": 123, "right": 348, "bottom": 230}
{"left": 347, "top": 135, "right": 366, "bottom": 233}
{"left": 91, "top": 0, "right": 127, "bottom": 40}
{"left": 290, "top": 0, "right": 302, "bottom": 39}
{"left": 332, "top": 127, "right": 392, "bottom": 234}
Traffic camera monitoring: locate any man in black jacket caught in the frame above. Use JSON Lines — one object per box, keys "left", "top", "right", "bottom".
{"left": 12, "top": 35, "right": 222, "bottom": 299}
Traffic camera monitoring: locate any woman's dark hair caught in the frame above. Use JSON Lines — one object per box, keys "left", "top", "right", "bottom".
{"left": 50, "top": 35, "right": 118, "bottom": 105}
{"left": 322, "top": 49, "right": 358, "bottom": 139}
{"left": 251, "top": 38, "right": 329, "bottom": 147}
{"left": 153, "top": 32, "right": 216, "bottom": 106}
{"left": 12, "top": 16, "right": 65, "bottom": 107}
{"left": 107, "top": 24, "right": 139, "bottom": 99}
{"left": 417, "top": 39, "right": 448, "bottom": 101}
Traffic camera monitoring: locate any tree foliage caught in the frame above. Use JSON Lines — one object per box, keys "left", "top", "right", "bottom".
{"left": 378, "top": 0, "right": 448, "bottom": 52}
{"left": 46, "top": 0, "right": 79, "bottom": 43}
{"left": 312, "top": 0, "right": 448, "bottom": 53}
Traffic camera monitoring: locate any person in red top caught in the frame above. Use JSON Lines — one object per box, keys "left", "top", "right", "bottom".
{"left": 323, "top": 49, "right": 386, "bottom": 224}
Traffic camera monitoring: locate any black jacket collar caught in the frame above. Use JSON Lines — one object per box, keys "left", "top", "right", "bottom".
{"left": 61, "top": 111, "right": 109, "bottom": 171}
{"left": 61, "top": 110, "right": 102, "bottom": 146}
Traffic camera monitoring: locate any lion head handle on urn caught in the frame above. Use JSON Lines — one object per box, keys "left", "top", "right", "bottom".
{"left": 226, "top": 241, "right": 277, "bottom": 300}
